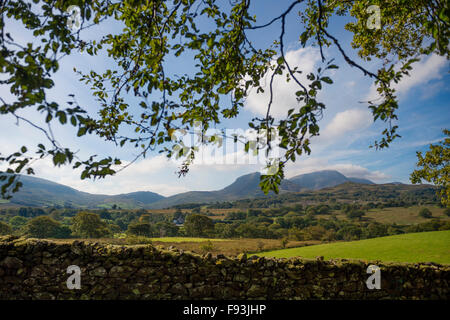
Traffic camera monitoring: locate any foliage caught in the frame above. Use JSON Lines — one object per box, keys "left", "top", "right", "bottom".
{"left": 445, "top": 208, "right": 450, "bottom": 217}
{"left": 127, "top": 222, "right": 154, "bottom": 237}
{"left": 9, "top": 215, "right": 27, "bottom": 231}
{"left": 0, "top": 0, "right": 448, "bottom": 197}
{"left": 124, "top": 234, "right": 153, "bottom": 245}
{"left": 280, "top": 237, "right": 289, "bottom": 249}
{"left": 199, "top": 240, "right": 215, "bottom": 253}
{"left": 342, "top": 204, "right": 366, "bottom": 220}
{"left": 0, "top": 221, "right": 12, "bottom": 235}
{"left": 71, "top": 211, "right": 110, "bottom": 238}
{"left": 25, "top": 216, "right": 63, "bottom": 238}
{"left": 411, "top": 129, "right": 450, "bottom": 207}
{"left": 419, "top": 207, "right": 433, "bottom": 219}
{"left": 184, "top": 214, "right": 214, "bottom": 237}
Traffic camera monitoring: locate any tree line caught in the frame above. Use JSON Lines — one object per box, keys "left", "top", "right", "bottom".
{"left": 0, "top": 204, "right": 449, "bottom": 241}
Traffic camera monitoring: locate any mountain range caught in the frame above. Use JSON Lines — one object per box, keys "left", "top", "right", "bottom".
{"left": 0, "top": 170, "right": 378, "bottom": 209}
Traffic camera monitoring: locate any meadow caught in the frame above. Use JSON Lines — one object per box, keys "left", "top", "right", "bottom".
{"left": 255, "top": 230, "right": 450, "bottom": 264}
{"left": 51, "top": 237, "right": 320, "bottom": 256}
{"left": 314, "top": 205, "right": 449, "bottom": 224}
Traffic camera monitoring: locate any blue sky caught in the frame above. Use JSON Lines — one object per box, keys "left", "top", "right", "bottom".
{"left": 0, "top": 1, "right": 449, "bottom": 196}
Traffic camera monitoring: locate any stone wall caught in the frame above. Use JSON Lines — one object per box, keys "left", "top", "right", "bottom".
{"left": 0, "top": 236, "right": 448, "bottom": 300}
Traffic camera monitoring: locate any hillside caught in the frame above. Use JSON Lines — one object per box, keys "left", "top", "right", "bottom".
{"left": 147, "top": 172, "right": 302, "bottom": 209}
{"left": 288, "top": 170, "right": 374, "bottom": 190}
{"left": 0, "top": 174, "right": 165, "bottom": 209}
{"left": 256, "top": 181, "right": 439, "bottom": 206}
{"left": 0, "top": 170, "right": 435, "bottom": 209}
{"left": 256, "top": 230, "right": 450, "bottom": 264}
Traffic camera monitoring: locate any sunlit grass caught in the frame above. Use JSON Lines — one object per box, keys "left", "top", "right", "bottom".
{"left": 255, "top": 230, "right": 450, "bottom": 264}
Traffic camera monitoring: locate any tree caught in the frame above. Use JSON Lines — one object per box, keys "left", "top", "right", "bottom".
{"left": 71, "top": 211, "right": 110, "bottom": 238}
{"left": 139, "top": 214, "right": 152, "bottom": 223}
{"left": 127, "top": 222, "right": 154, "bottom": 237}
{"left": 247, "top": 209, "right": 262, "bottom": 218}
{"left": 0, "top": 221, "right": 12, "bottom": 235}
{"left": 155, "top": 221, "right": 179, "bottom": 237}
{"left": 214, "top": 222, "right": 235, "bottom": 238}
{"left": 9, "top": 216, "right": 28, "bottom": 231}
{"left": 25, "top": 216, "right": 62, "bottom": 238}
{"left": 1, "top": 1, "right": 448, "bottom": 197}
{"left": 199, "top": 240, "right": 215, "bottom": 253}
{"left": 184, "top": 214, "right": 214, "bottom": 237}
{"left": 303, "top": 225, "right": 326, "bottom": 240}
{"left": 444, "top": 208, "right": 450, "bottom": 217}
{"left": 411, "top": 129, "right": 449, "bottom": 207}
{"left": 281, "top": 237, "right": 289, "bottom": 248}
{"left": 419, "top": 208, "right": 433, "bottom": 219}
{"left": 173, "top": 208, "right": 184, "bottom": 221}
{"left": 346, "top": 208, "right": 365, "bottom": 220}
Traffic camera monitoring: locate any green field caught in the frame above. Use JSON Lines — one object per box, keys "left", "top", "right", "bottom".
{"left": 256, "top": 230, "right": 450, "bottom": 264}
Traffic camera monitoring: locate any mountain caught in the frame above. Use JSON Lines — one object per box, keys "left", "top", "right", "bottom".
{"left": 1, "top": 170, "right": 377, "bottom": 209}
{"left": 147, "top": 172, "right": 302, "bottom": 209}
{"left": 347, "top": 177, "right": 375, "bottom": 185}
{"left": 112, "top": 191, "right": 165, "bottom": 205}
{"left": 288, "top": 170, "right": 374, "bottom": 190}
{"left": 220, "top": 172, "right": 302, "bottom": 197}
{"left": 0, "top": 174, "right": 165, "bottom": 209}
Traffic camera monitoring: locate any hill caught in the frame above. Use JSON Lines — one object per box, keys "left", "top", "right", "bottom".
{"left": 256, "top": 230, "right": 450, "bottom": 264}
{"left": 149, "top": 171, "right": 379, "bottom": 208}
{"left": 0, "top": 174, "right": 165, "bottom": 209}
{"left": 288, "top": 170, "right": 374, "bottom": 190}
{"left": 147, "top": 172, "right": 302, "bottom": 209}
{"left": 1, "top": 170, "right": 434, "bottom": 209}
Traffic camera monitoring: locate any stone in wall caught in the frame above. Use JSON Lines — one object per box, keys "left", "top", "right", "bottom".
{"left": 0, "top": 236, "right": 448, "bottom": 300}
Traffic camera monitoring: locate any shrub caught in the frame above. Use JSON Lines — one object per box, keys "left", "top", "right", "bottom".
{"left": 184, "top": 214, "right": 214, "bottom": 237}
{"left": 124, "top": 235, "right": 153, "bottom": 245}
{"left": 25, "top": 216, "right": 61, "bottom": 238}
{"left": 281, "top": 237, "right": 289, "bottom": 248}
{"left": 71, "top": 211, "right": 110, "bottom": 238}
{"left": 419, "top": 208, "right": 432, "bottom": 218}
{"left": 444, "top": 208, "right": 450, "bottom": 217}
{"left": 127, "top": 222, "right": 154, "bottom": 237}
{"left": 200, "top": 240, "right": 214, "bottom": 253}
{"left": 256, "top": 240, "right": 265, "bottom": 251}
{"left": 346, "top": 209, "right": 365, "bottom": 220}
{"left": 0, "top": 221, "right": 12, "bottom": 235}
{"left": 9, "top": 216, "right": 28, "bottom": 231}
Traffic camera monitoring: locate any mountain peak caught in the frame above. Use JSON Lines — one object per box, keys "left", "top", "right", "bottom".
{"left": 288, "top": 170, "right": 374, "bottom": 190}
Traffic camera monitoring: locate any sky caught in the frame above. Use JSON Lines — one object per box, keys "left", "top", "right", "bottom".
{"left": 0, "top": 1, "right": 449, "bottom": 197}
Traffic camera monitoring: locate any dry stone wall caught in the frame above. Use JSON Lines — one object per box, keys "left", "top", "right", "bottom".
{"left": 0, "top": 236, "right": 448, "bottom": 300}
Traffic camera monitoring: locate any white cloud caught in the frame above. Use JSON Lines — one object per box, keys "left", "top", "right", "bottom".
{"left": 245, "top": 47, "right": 321, "bottom": 117}
{"left": 320, "top": 108, "right": 372, "bottom": 140}
{"left": 3, "top": 155, "right": 187, "bottom": 197}
{"left": 366, "top": 54, "right": 448, "bottom": 101}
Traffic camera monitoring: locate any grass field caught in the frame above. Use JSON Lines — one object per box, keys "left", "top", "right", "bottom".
{"left": 150, "top": 238, "right": 319, "bottom": 256}
{"left": 255, "top": 230, "right": 450, "bottom": 264}
{"left": 51, "top": 237, "right": 320, "bottom": 256}
{"left": 314, "top": 205, "right": 450, "bottom": 224}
